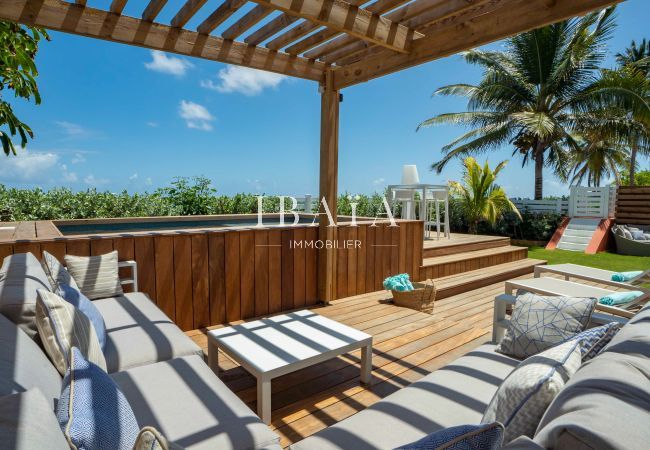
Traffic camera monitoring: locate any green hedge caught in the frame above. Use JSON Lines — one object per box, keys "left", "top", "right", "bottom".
{"left": 0, "top": 178, "right": 561, "bottom": 242}
{"left": 0, "top": 178, "right": 394, "bottom": 222}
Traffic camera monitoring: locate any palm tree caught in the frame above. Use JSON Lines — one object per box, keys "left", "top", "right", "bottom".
{"left": 616, "top": 39, "right": 650, "bottom": 73}
{"left": 570, "top": 133, "right": 629, "bottom": 186}
{"left": 418, "top": 9, "right": 616, "bottom": 199}
{"left": 450, "top": 157, "right": 520, "bottom": 234}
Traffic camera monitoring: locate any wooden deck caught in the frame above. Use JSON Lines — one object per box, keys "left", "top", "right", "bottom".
{"left": 187, "top": 276, "right": 523, "bottom": 447}
{"left": 187, "top": 267, "right": 634, "bottom": 447}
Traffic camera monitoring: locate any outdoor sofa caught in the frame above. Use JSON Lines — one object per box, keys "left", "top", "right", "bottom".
{"left": 2, "top": 251, "right": 650, "bottom": 450}
{"left": 612, "top": 224, "right": 650, "bottom": 256}
{"left": 292, "top": 304, "right": 650, "bottom": 449}
{"left": 0, "top": 252, "right": 281, "bottom": 450}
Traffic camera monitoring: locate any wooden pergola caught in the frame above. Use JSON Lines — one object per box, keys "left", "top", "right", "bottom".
{"left": 0, "top": 0, "right": 620, "bottom": 303}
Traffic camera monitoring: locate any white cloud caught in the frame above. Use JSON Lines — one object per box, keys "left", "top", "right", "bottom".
{"left": 144, "top": 50, "right": 193, "bottom": 77}
{"left": 372, "top": 178, "right": 386, "bottom": 185}
{"left": 71, "top": 152, "right": 86, "bottom": 164}
{"left": 84, "top": 174, "right": 110, "bottom": 186}
{"left": 146, "top": 121, "right": 159, "bottom": 128}
{"left": 201, "top": 65, "right": 287, "bottom": 96}
{"left": 56, "top": 121, "right": 85, "bottom": 136}
{"left": 129, "top": 173, "right": 138, "bottom": 181}
{"left": 0, "top": 150, "right": 59, "bottom": 182}
{"left": 179, "top": 100, "right": 215, "bottom": 131}
{"left": 145, "top": 177, "right": 153, "bottom": 186}
{"left": 61, "top": 164, "right": 78, "bottom": 182}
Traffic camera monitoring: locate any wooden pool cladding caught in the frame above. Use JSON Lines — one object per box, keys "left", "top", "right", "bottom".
{"left": 0, "top": 220, "right": 423, "bottom": 331}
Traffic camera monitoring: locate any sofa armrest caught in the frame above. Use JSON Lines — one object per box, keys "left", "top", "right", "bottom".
{"left": 118, "top": 260, "right": 138, "bottom": 291}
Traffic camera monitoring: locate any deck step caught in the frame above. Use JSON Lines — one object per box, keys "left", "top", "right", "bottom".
{"left": 556, "top": 218, "right": 600, "bottom": 252}
{"left": 420, "top": 245, "right": 528, "bottom": 279}
{"left": 433, "top": 258, "right": 546, "bottom": 300}
{"left": 423, "top": 235, "right": 510, "bottom": 258}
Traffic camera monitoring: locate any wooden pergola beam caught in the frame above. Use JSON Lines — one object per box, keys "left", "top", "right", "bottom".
{"left": 247, "top": 0, "right": 420, "bottom": 53}
{"left": 318, "top": 70, "right": 339, "bottom": 303}
{"left": 0, "top": 0, "right": 326, "bottom": 82}
{"left": 334, "top": 0, "right": 621, "bottom": 88}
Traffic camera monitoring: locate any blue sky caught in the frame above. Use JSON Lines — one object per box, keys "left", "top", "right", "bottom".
{"left": 2, "top": 0, "right": 649, "bottom": 198}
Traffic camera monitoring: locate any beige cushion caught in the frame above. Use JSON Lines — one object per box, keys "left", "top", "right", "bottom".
{"left": 482, "top": 340, "right": 582, "bottom": 443}
{"left": 112, "top": 355, "right": 281, "bottom": 450}
{"left": 291, "top": 344, "right": 519, "bottom": 450}
{"left": 41, "top": 251, "right": 78, "bottom": 291}
{"left": 64, "top": 250, "right": 123, "bottom": 300}
{"left": 0, "top": 313, "right": 62, "bottom": 408}
{"left": 0, "top": 253, "right": 52, "bottom": 340}
{"left": 94, "top": 292, "right": 203, "bottom": 372}
{"left": 35, "top": 289, "right": 106, "bottom": 374}
{"left": 0, "top": 389, "right": 69, "bottom": 450}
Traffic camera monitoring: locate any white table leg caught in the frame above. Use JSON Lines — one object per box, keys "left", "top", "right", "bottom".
{"left": 257, "top": 377, "right": 272, "bottom": 424}
{"left": 208, "top": 339, "right": 219, "bottom": 372}
{"left": 493, "top": 298, "right": 507, "bottom": 343}
{"left": 360, "top": 344, "right": 372, "bottom": 384}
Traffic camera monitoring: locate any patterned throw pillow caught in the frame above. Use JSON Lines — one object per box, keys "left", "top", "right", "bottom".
{"left": 57, "top": 283, "right": 107, "bottom": 351}
{"left": 35, "top": 289, "right": 107, "bottom": 375}
{"left": 41, "top": 251, "right": 79, "bottom": 291}
{"left": 569, "top": 322, "right": 620, "bottom": 361}
{"left": 58, "top": 347, "right": 140, "bottom": 450}
{"left": 496, "top": 293, "right": 596, "bottom": 359}
{"left": 65, "top": 251, "right": 124, "bottom": 300}
{"left": 482, "top": 340, "right": 582, "bottom": 443}
{"left": 394, "top": 423, "right": 504, "bottom": 450}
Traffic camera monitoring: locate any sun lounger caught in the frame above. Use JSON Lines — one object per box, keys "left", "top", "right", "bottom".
{"left": 502, "top": 277, "right": 649, "bottom": 319}
{"left": 534, "top": 263, "right": 650, "bottom": 291}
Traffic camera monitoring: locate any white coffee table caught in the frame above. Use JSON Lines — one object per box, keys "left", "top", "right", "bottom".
{"left": 207, "top": 309, "right": 373, "bottom": 424}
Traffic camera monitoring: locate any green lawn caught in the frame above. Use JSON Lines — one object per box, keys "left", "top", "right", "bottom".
{"left": 527, "top": 247, "right": 650, "bottom": 272}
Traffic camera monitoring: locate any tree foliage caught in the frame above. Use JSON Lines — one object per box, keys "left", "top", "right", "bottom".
{"left": 448, "top": 157, "right": 520, "bottom": 234}
{"left": 0, "top": 21, "right": 48, "bottom": 156}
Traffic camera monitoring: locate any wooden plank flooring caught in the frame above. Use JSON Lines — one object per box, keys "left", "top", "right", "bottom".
{"left": 187, "top": 275, "right": 534, "bottom": 447}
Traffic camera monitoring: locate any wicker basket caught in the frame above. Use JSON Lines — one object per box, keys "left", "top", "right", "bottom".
{"left": 391, "top": 280, "right": 436, "bottom": 314}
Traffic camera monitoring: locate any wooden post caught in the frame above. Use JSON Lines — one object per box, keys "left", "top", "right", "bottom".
{"left": 318, "top": 70, "right": 339, "bottom": 303}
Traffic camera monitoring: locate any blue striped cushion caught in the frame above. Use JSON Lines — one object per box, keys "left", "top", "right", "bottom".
{"left": 57, "top": 284, "right": 107, "bottom": 351}
{"left": 394, "top": 423, "right": 504, "bottom": 450}
{"left": 569, "top": 322, "right": 620, "bottom": 361}
{"left": 57, "top": 347, "right": 139, "bottom": 450}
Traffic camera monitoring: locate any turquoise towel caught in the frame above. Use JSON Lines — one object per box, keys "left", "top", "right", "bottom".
{"left": 383, "top": 274, "right": 414, "bottom": 292}
{"left": 599, "top": 291, "right": 645, "bottom": 306}
{"left": 611, "top": 271, "right": 643, "bottom": 282}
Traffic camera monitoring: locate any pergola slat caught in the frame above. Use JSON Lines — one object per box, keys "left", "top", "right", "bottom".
{"left": 221, "top": 5, "right": 273, "bottom": 41}
{"left": 109, "top": 0, "right": 128, "bottom": 15}
{"left": 333, "top": 0, "right": 621, "bottom": 88}
{"left": 262, "top": 0, "right": 367, "bottom": 51}
{"left": 171, "top": 0, "right": 209, "bottom": 28}
{"left": 244, "top": 13, "right": 298, "bottom": 46}
{"left": 143, "top": 0, "right": 167, "bottom": 22}
{"left": 197, "top": 0, "right": 247, "bottom": 34}
{"left": 299, "top": 0, "right": 414, "bottom": 59}
{"left": 0, "top": 0, "right": 325, "bottom": 81}
{"left": 247, "top": 0, "right": 420, "bottom": 53}
{"left": 266, "top": 21, "right": 320, "bottom": 51}
{"left": 319, "top": 0, "right": 494, "bottom": 64}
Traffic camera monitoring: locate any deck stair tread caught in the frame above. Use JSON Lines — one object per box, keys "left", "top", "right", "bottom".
{"left": 423, "top": 235, "right": 509, "bottom": 257}
{"left": 422, "top": 245, "right": 527, "bottom": 267}
{"left": 432, "top": 258, "right": 545, "bottom": 299}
